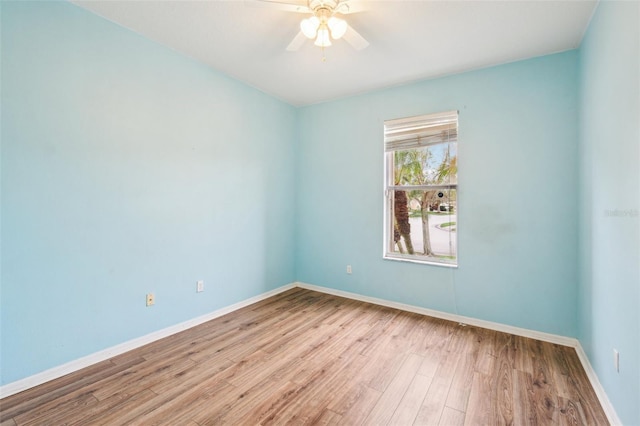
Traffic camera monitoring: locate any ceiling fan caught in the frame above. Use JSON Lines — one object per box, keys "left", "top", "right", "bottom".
{"left": 253, "top": 0, "right": 369, "bottom": 52}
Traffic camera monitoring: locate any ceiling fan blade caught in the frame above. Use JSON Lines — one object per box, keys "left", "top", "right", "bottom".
{"left": 343, "top": 24, "right": 369, "bottom": 50}
{"left": 246, "top": 0, "right": 310, "bottom": 13}
{"left": 286, "top": 31, "right": 308, "bottom": 51}
{"left": 336, "top": 0, "right": 368, "bottom": 15}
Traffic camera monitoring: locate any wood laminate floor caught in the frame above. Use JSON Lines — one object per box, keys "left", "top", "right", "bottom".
{"left": 1, "top": 288, "right": 608, "bottom": 425}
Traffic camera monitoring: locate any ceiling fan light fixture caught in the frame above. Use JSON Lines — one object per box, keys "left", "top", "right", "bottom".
{"left": 314, "top": 26, "right": 332, "bottom": 47}
{"left": 301, "top": 16, "right": 320, "bottom": 38}
{"left": 327, "top": 17, "right": 347, "bottom": 39}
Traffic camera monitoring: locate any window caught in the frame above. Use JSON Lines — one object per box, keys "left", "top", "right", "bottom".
{"left": 384, "top": 110, "right": 458, "bottom": 266}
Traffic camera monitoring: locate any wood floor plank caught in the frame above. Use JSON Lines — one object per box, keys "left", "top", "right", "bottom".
{"left": 264, "top": 343, "right": 372, "bottom": 424}
{"left": 463, "top": 372, "right": 493, "bottom": 426}
{"left": 134, "top": 378, "right": 232, "bottom": 425}
{"left": 67, "top": 389, "right": 158, "bottom": 426}
{"left": 16, "top": 392, "right": 98, "bottom": 426}
{"left": 335, "top": 384, "right": 381, "bottom": 425}
{"left": 438, "top": 406, "right": 466, "bottom": 426}
{"left": 413, "top": 369, "right": 455, "bottom": 425}
{"left": 0, "top": 357, "right": 144, "bottom": 422}
{"left": 415, "top": 319, "right": 454, "bottom": 378}
{"left": 547, "top": 343, "right": 575, "bottom": 400}
{"left": 474, "top": 329, "right": 498, "bottom": 375}
{"left": 0, "top": 288, "right": 609, "bottom": 425}
{"left": 445, "top": 352, "right": 475, "bottom": 412}
{"left": 147, "top": 356, "right": 233, "bottom": 395}
{"left": 558, "top": 345, "right": 610, "bottom": 425}
{"left": 197, "top": 377, "right": 292, "bottom": 424}
{"left": 321, "top": 298, "right": 366, "bottom": 328}
{"left": 492, "top": 339, "right": 515, "bottom": 426}
{"left": 91, "top": 355, "right": 196, "bottom": 400}
{"left": 388, "top": 373, "right": 432, "bottom": 425}
{"left": 364, "top": 353, "right": 424, "bottom": 425}
{"left": 557, "top": 396, "right": 589, "bottom": 426}
{"left": 446, "top": 324, "right": 482, "bottom": 356}
{"left": 309, "top": 408, "right": 343, "bottom": 425}
{"left": 230, "top": 379, "right": 304, "bottom": 425}
{"left": 513, "top": 369, "right": 542, "bottom": 425}
{"left": 527, "top": 339, "right": 559, "bottom": 424}
{"left": 514, "top": 334, "right": 536, "bottom": 375}
{"left": 116, "top": 372, "right": 231, "bottom": 424}
{"left": 362, "top": 314, "right": 422, "bottom": 393}
{"left": 416, "top": 353, "right": 440, "bottom": 380}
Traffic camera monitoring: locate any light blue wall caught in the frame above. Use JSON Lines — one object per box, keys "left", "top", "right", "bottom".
{"left": 578, "top": 2, "right": 640, "bottom": 424}
{"left": 0, "top": 2, "right": 296, "bottom": 385}
{"left": 296, "top": 52, "right": 580, "bottom": 337}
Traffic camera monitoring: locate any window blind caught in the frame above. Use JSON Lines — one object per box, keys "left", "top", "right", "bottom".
{"left": 384, "top": 110, "right": 458, "bottom": 152}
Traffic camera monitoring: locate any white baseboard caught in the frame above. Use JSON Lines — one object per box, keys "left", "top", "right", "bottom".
{"left": 296, "top": 282, "right": 577, "bottom": 346}
{"left": 295, "top": 281, "right": 621, "bottom": 425}
{"left": 0, "top": 283, "right": 296, "bottom": 399}
{"left": 574, "top": 343, "right": 622, "bottom": 425}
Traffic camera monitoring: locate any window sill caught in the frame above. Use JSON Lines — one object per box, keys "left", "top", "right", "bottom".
{"left": 383, "top": 253, "right": 458, "bottom": 268}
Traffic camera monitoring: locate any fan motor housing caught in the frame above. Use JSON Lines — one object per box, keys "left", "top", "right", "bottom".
{"left": 309, "top": 0, "right": 340, "bottom": 13}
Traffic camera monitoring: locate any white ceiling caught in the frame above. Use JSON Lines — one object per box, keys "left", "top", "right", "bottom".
{"left": 72, "top": 0, "right": 597, "bottom": 106}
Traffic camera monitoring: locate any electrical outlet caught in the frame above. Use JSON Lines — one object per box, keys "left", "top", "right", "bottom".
{"left": 613, "top": 348, "right": 620, "bottom": 372}
{"left": 196, "top": 280, "right": 204, "bottom": 293}
{"left": 146, "top": 293, "right": 155, "bottom": 307}
{"left": 346, "top": 265, "right": 352, "bottom": 274}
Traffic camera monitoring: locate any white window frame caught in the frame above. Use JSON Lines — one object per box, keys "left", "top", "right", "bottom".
{"left": 383, "top": 110, "right": 459, "bottom": 267}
